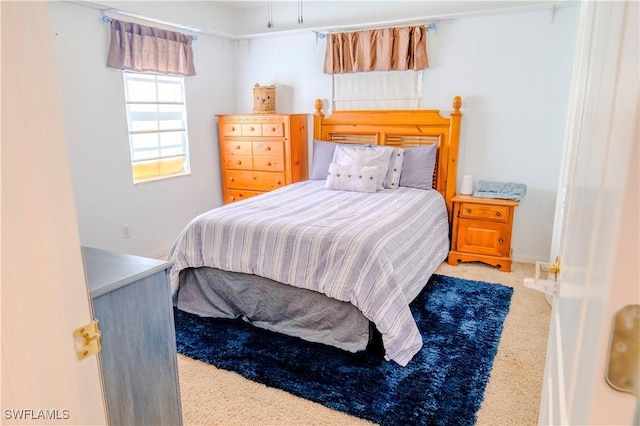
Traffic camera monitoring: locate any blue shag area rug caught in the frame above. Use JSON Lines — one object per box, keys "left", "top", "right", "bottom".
{"left": 174, "top": 274, "right": 514, "bottom": 426}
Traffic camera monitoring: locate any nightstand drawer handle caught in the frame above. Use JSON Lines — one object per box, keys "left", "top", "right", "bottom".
{"left": 499, "top": 238, "right": 505, "bottom": 243}
{"left": 466, "top": 208, "right": 472, "bottom": 213}
{"left": 496, "top": 212, "right": 501, "bottom": 217}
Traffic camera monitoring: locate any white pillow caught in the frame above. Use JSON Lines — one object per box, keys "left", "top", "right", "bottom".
{"left": 325, "top": 163, "right": 383, "bottom": 193}
{"left": 333, "top": 145, "right": 392, "bottom": 191}
{"left": 384, "top": 148, "right": 405, "bottom": 189}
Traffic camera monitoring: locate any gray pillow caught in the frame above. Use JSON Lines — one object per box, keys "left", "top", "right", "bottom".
{"left": 399, "top": 144, "right": 437, "bottom": 190}
{"left": 310, "top": 139, "right": 337, "bottom": 180}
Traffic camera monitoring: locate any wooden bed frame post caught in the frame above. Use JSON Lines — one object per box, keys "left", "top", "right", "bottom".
{"left": 313, "top": 99, "right": 325, "bottom": 140}
{"left": 446, "top": 96, "right": 463, "bottom": 220}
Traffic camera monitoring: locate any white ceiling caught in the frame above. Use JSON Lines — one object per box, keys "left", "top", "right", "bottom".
{"left": 81, "top": 0, "right": 567, "bottom": 39}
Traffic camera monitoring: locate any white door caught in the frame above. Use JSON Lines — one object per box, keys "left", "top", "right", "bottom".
{"left": 1, "top": 2, "right": 106, "bottom": 424}
{"left": 538, "top": 1, "right": 639, "bottom": 424}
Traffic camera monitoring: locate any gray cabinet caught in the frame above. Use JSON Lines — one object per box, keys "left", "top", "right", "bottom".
{"left": 83, "top": 247, "right": 182, "bottom": 426}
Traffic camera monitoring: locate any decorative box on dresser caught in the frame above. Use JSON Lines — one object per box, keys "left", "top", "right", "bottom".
{"left": 216, "top": 113, "right": 308, "bottom": 204}
{"left": 82, "top": 247, "right": 182, "bottom": 426}
{"left": 448, "top": 195, "right": 519, "bottom": 272}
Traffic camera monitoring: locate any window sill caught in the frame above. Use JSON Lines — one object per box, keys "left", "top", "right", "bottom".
{"left": 133, "top": 172, "right": 191, "bottom": 186}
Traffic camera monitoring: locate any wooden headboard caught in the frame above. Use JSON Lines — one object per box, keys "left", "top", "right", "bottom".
{"left": 313, "top": 96, "right": 463, "bottom": 219}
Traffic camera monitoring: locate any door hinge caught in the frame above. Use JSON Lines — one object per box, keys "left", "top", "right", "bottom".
{"left": 524, "top": 256, "right": 561, "bottom": 295}
{"left": 73, "top": 320, "right": 101, "bottom": 361}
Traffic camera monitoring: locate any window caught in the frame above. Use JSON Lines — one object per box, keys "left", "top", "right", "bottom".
{"left": 123, "top": 72, "right": 191, "bottom": 183}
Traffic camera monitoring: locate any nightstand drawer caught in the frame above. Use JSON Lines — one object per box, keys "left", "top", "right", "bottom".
{"left": 456, "top": 219, "right": 510, "bottom": 257}
{"left": 459, "top": 202, "right": 509, "bottom": 223}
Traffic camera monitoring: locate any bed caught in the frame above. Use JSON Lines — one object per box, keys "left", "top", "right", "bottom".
{"left": 169, "top": 97, "right": 463, "bottom": 366}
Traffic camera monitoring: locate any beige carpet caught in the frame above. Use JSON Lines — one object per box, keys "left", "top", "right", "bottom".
{"left": 177, "top": 261, "right": 551, "bottom": 425}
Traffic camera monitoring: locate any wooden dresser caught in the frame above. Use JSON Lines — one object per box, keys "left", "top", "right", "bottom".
{"left": 83, "top": 247, "right": 182, "bottom": 426}
{"left": 216, "top": 114, "right": 308, "bottom": 203}
{"left": 448, "top": 195, "right": 519, "bottom": 272}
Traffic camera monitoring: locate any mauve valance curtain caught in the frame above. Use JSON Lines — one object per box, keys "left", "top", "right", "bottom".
{"left": 107, "top": 19, "right": 196, "bottom": 76}
{"left": 324, "top": 25, "right": 428, "bottom": 75}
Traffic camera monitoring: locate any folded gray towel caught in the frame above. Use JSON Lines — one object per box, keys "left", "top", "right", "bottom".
{"left": 473, "top": 180, "right": 526, "bottom": 201}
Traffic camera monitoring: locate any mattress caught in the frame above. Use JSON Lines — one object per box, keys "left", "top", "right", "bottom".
{"left": 169, "top": 180, "right": 449, "bottom": 366}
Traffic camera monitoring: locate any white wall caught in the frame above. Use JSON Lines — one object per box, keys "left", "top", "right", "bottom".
{"left": 49, "top": 2, "right": 579, "bottom": 263}
{"left": 48, "top": 2, "right": 235, "bottom": 258}
{"left": 234, "top": 6, "right": 580, "bottom": 263}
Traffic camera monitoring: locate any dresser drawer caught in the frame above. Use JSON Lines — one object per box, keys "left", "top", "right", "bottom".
{"left": 241, "top": 123, "right": 262, "bottom": 136}
{"left": 226, "top": 170, "right": 286, "bottom": 191}
{"left": 459, "top": 202, "right": 509, "bottom": 222}
{"left": 262, "top": 123, "right": 284, "bottom": 137}
{"left": 222, "top": 141, "right": 252, "bottom": 156}
{"left": 253, "top": 156, "right": 285, "bottom": 172}
{"left": 223, "top": 155, "right": 253, "bottom": 170}
{"left": 225, "top": 189, "right": 262, "bottom": 203}
{"left": 220, "top": 123, "right": 242, "bottom": 136}
{"left": 253, "top": 141, "right": 284, "bottom": 157}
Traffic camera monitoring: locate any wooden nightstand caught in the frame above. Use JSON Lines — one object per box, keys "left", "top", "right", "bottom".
{"left": 448, "top": 195, "right": 519, "bottom": 272}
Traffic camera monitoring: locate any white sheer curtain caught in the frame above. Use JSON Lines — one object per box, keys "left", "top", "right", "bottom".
{"left": 332, "top": 70, "right": 423, "bottom": 110}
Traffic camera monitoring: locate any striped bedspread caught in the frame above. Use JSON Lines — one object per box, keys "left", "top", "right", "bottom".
{"left": 168, "top": 180, "right": 449, "bottom": 366}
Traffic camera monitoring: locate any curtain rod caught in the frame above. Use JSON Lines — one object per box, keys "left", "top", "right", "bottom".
{"left": 69, "top": 0, "right": 574, "bottom": 41}
{"left": 100, "top": 15, "right": 200, "bottom": 41}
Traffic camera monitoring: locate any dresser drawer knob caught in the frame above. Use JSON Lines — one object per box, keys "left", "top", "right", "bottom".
{"left": 265, "top": 146, "right": 272, "bottom": 151}
{"left": 234, "top": 145, "right": 241, "bottom": 150}
{"left": 499, "top": 238, "right": 505, "bottom": 243}
{"left": 230, "top": 177, "right": 235, "bottom": 182}
{"left": 276, "top": 180, "right": 282, "bottom": 185}
{"left": 249, "top": 127, "right": 255, "bottom": 131}
{"left": 466, "top": 208, "right": 472, "bottom": 213}
{"left": 266, "top": 162, "right": 272, "bottom": 166}
{"left": 236, "top": 160, "right": 242, "bottom": 165}
{"left": 496, "top": 212, "right": 501, "bottom": 217}
{"left": 230, "top": 126, "right": 236, "bottom": 132}
{"left": 271, "top": 127, "right": 276, "bottom": 132}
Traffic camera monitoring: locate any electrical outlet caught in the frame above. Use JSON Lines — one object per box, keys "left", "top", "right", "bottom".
{"left": 122, "top": 225, "right": 130, "bottom": 239}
